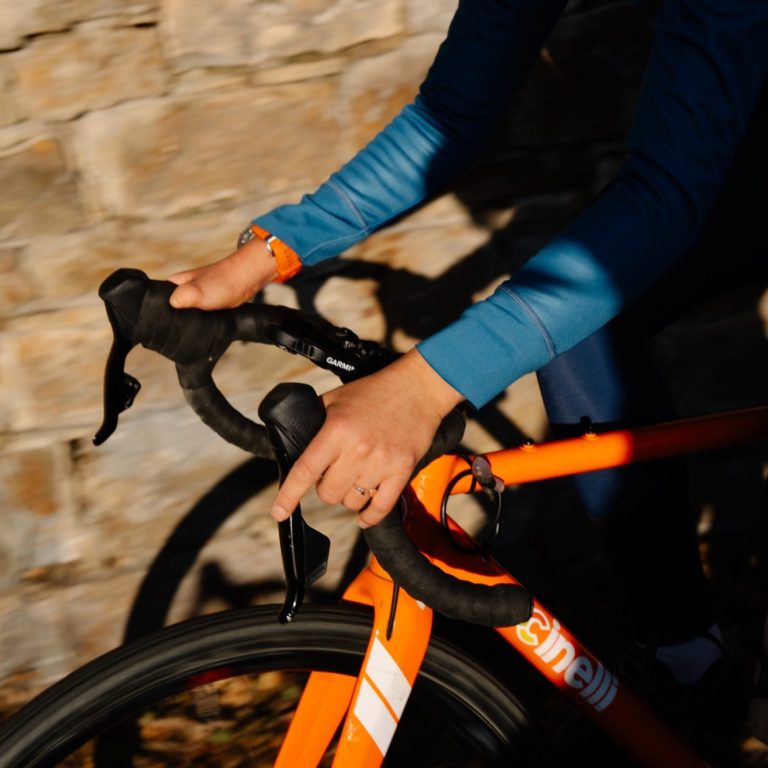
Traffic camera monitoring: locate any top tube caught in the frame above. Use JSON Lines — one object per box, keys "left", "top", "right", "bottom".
{"left": 448, "top": 405, "right": 768, "bottom": 492}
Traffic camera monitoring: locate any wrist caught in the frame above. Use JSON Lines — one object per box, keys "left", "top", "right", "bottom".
{"left": 234, "top": 237, "right": 279, "bottom": 286}
{"left": 237, "top": 224, "right": 302, "bottom": 283}
{"left": 397, "top": 349, "right": 464, "bottom": 419}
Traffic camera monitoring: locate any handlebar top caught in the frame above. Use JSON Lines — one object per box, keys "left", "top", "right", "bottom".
{"left": 93, "top": 268, "right": 531, "bottom": 628}
{"left": 94, "top": 268, "right": 394, "bottom": 451}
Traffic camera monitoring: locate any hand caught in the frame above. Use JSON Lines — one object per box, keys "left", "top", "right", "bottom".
{"left": 167, "top": 238, "right": 278, "bottom": 310}
{"left": 271, "top": 349, "right": 464, "bottom": 528}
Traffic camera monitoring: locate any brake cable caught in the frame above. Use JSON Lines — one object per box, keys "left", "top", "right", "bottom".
{"left": 439, "top": 454, "right": 504, "bottom": 558}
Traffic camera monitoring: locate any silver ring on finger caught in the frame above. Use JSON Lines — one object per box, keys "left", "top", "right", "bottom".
{"left": 353, "top": 484, "right": 378, "bottom": 498}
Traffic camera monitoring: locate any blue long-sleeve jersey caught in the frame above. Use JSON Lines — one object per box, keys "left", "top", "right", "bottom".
{"left": 256, "top": 0, "right": 768, "bottom": 408}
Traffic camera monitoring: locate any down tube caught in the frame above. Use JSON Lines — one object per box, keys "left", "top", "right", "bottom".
{"left": 497, "top": 604, "right": 706, "bottom": 768}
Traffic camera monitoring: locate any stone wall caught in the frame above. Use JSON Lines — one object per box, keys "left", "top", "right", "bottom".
{"left": 5, "top": 0, "right": 759, "bottom": 717}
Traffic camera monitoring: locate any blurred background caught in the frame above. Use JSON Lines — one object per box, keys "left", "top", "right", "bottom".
{"left": 1, "top": 0, "right": 767, "bottom": 736}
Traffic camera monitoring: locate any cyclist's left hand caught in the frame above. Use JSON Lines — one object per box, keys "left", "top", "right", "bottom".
{"left": 270, "top": 349, "right": 463, "bottom": 528}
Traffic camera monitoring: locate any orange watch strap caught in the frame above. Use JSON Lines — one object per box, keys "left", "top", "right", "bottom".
{"left": 248, "top": 224, "right": 302, "bottom": 283}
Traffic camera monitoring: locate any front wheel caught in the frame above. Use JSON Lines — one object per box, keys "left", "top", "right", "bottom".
{"left": 0, "top": 604, "right": 549, "bottom": 768}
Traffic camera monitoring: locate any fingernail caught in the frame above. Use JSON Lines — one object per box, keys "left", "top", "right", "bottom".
{"left": 169, "top": 293, "right": 181, "bottom": 308}
{"left": 272, "top": 505, "right": 289, "bottom": 522}
{"left": 358, "top": 520, "right": 370, "bottom": 530}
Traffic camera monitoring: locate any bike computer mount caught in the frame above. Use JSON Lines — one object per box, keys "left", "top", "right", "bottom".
{"left": 267, "top": 313, "right": 395, "bottom": 383}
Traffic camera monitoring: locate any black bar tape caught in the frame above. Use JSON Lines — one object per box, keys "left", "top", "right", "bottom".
{"left": 133, "top": 282, "right": 233, "bottom": 365}
{"left": 232, "top": 304, "right": 293, "bottom": 343}
{"left": 100, "top": 268, "right": 274, "bottom": 365}
{"left": 99, "top": 269, "right": 274, "bottom": 458}
{"left": 412, "top": 406, "right": 467, "bottom": 476}
{"left": 364, "top": 515, "right": 532, "bottom": 627}
{"left": 179, "top": 372, "right": 272, "bottom": 457}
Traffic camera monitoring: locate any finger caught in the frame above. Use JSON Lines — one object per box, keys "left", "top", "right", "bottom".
{"left": 271, "top": 437, "right": 339, "bottom": 522}
{"left": 340, "top": 481, "right": 380, "bottom": 512}
{"left": 357, "top": 474, "right": 408, "bottom": 529}
{"left": 316, "top": 465, "right": 363, "bottom": 507}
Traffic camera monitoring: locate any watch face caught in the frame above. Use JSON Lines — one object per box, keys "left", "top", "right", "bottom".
{"left": 237, "top": 227, "right": 255, "bottom": 250}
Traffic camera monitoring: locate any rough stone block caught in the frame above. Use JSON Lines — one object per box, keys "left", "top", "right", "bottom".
{"left": 74, "top": 403, "right": 274, "bottom": 571}
{"left": 339, "top": 34, "right": 441, "bottom": 153}
{"left": 251, "top": 57, "right": 345, "bottom": 86}
{"left": 0, "top": 246, "right": 34, "bottom": 316}
{"left": 0, "top": 305, "right": 110, "bottom": 432}
{"left": 161, "top": 0, "right": 258, "bottom": 68}
{"left": 71, "top": 360, "right": 331, "bottom": 567}
{"left": 252, "top": 0, "right": 403, "bottom": 59}
{"left": 355, "top": 220, "right": 489, "bottom": 279}
{"left": 7, "top": 22, "right": 168, "bottom": 122}
{"left": 0, "top": 0, "right": 158, "bottom": 49}
{"left": 13, "top": 210, "right": 244, "bottom": 312}
{"left": 165, "top": 488, "right": 358, "bottom": 624}
{"left": 0, "top": 134, "right": 85, "bottom": 238}
{"left": 65, "top": 571, "right": 146, "bottom": 663}
{"left": 0, "top": 62, "right": 20, "bottom": 129}
{"left": 74, "top": 82, "right": 341, "bottom": 218}
{"left": 0, "top": 445, "right": 81, "bottom": 588}
{"left": 4, "top": 224, "right": 334, "bottom": 431}
{"left": 312, "top": 275, "right": 386, "bottom": 341}
{"left": 0, "top": 593, "right": 74, "bottom": 691}
{"left": 406, "top": 0, "right": 456, "bottom": 34}
{"left": 0, "top": 1, "right": 78, "bottom": 50}
{"left": 163, "top": 0, "right": 402, "bottom": 69}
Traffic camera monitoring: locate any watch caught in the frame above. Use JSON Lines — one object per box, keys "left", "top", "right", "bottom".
{"left": 237, "top": 224, "right": 302, "bottom": 283}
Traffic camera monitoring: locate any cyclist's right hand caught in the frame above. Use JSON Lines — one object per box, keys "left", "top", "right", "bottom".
{"left": 168, "top": 237, "right": 279, "bottom": 310}
{"left": 271, "top": 348, "right": 464, "bottom": 529}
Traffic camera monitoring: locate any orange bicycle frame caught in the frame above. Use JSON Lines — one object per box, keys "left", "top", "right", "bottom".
{"left": 276, "top": 405, "right": 768, "bottom": 767}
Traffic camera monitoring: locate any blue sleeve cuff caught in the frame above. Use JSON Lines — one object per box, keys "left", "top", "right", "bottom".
{"left": 417, "top": 287, "right": 556, "bottom": 408}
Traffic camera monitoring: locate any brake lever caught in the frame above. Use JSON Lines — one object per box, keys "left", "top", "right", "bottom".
{"left": 259, "top": 384, "right": 331, "bottom": 623}
{"left": 266, "top": 421, "right": 331, "bottom": 623}
{"left": 93, "top": 302, "right": 142, "bottom": 446}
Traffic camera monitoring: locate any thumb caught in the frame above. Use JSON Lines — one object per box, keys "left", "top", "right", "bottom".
{"left": 169, "top": 280, "right": 204, "bottom": 309}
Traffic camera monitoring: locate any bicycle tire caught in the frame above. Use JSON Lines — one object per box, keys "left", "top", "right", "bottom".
{"left": 0, "top": 604, "right": 550, "bottom": 768}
